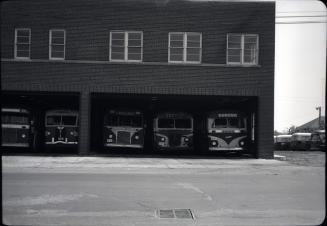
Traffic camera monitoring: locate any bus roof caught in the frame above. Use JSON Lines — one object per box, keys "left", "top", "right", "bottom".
{"left": 45, "top": 109, "right": 78, "bottom": 116}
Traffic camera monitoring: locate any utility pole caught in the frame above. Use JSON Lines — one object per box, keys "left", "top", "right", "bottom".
{"left": 316, "top": 106, "right": 321, "bottom": 129}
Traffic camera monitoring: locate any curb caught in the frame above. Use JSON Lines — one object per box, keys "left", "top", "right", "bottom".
{"left": 274, "top": 154, "right": 286, "bottom": 161}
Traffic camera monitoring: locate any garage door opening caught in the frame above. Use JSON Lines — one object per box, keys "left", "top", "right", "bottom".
{"left": 91, "top": 93, "right": 258, "bottom": 157}
{"left": 2, "top": 91, "right": 79, "bottom": 154}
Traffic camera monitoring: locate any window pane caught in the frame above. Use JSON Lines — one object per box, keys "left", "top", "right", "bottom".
{"left": 170, "top": 48, "right": 183, "bottom": 55}
{"left": 186, "top": 54, "right": 200, "bottom": 62}
{"left": 62, "top": 116, "right": 77, "bottom": 126}
{"left": 111, "top": 52, "right": 125, "bottom": 60}
{"left": 170, "top": 40, "right": 184, "bottom": 47}
{"left": 170, "top": 54, "right": 183, "bottom": 62}
{"left": 228, "top": 43, "right": 241, "bottom": 49}
{"left": 111, "top": 39, "right": 124, "bottom": 46}
{"left": 187, "top": 41, "right": 200, "bottom": 48}
{"left": 187, "top": 34, "right": 201, "bottom": 42}
{"left": 17, "top": 44, "right": 30, "bottom": 51}
{"left": 17, "top": 29, "right": 30, "bottom": 37}
{"left": 128, "top": 53, "right": 141, "bottom": 61}
{"left": 187, "top": 48, "right": 200, "bottom": 55}
{"left": 16, "top": 50, "right": 30, "bottom": 58}
{"left": 111, "top": 32, "right": 125, "bottom": 40}
{"left": 52, "top": 45, "right": 65, "bottom": 52}
{"left": 52, "top": 37, "right": 65, "bottom": 45}
{"left": 51, "top": 51, "right": 64, "bottom": 58}
{"left": 128, "top": 32, "right": 141, "bottom": 40}
{"left": 17, "top": 36, "right": 30, "bottom": 43}
{"left": 244, "top": 35, "right": 257, "bottom": 44}
{"left": 228, "top": 54, "right": 241, "bottom": 63}
{"left": 51, "top": 30, "right": 64, "bottom": 37}
{"left": 128, "top": 39, "right": 141, "bottom": 47}
{"left": 170, "top": 34, "right": 184, "bottom": 41}
{"left": 228, "top": 49, "right": 241, "bottom": 56}
{"left": 158, "top": 118, "right": 174, "bottom": 128}
{"left": 111, "top": 46, "right": 124, "bottom": 53}
{"left": 228, "top": 34, "right": 241, "bottom": 43}
{"left": 187, "top": 34, "right": 201, "bottom": 48}
{"left": 128, "top": 47, "right": 141, "bottom": 54}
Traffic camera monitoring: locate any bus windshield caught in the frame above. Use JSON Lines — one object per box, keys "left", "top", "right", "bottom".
{"left": 158, "top": 118, "right": 192, "bottom": 129}
{"left": 213, "top": 117, "right": 244, "bottom": 128}
{"left": 175, "top": 119, "right": 192, "bottom": 129}
{"left": 62, "top": 116, "right": 77, "bottom": 126}
{"left": 47, "top": 115, "right": 77, "bottom": 126}
{"left": 2, "top": 114, "right": 29, "bottom": 124}
{"left": 106, "top": 115, "right": 142, "bottom": 127}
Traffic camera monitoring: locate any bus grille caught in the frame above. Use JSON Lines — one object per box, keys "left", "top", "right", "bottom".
{"left": 117, "top": 131, "right": 131, "bottom": 144}
{"left": 169, "top": 134, "right": 181, "bottom": 147}
{"left": 2, "top": 128, "right": 18, "bottom": 143}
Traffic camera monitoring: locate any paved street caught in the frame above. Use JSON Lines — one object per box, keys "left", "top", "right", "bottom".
{"left": 2, "top": 155, "right": 325, "bottom": 226}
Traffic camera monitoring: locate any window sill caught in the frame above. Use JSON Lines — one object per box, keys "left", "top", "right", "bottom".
{"left": 2, "top": 58, "right": 261, "bottom": 68}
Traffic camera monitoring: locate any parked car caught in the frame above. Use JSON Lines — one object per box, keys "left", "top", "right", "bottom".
{"left": 274, "top": 134, "right": 292, "bottom": 150}
{"left": 290, "top": 133, "right": 311, "bottom": 150}
{"left": 310, "top": 130, "right": 325, "bottom": 151}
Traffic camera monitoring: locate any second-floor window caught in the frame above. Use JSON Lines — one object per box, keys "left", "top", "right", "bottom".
{"left": 168, "top": 32, "right": 202, "bottom": 63}
{"left": 227, "top": 34, "right": 259, "bottom": 65}
{"left": 110, "top": 31, "right": 143, "bottom": 62}
{"left": 14, "top": 28, "right": 31, "bottom": 59}
{"left": 49, "top": 29, "right": 65, "bottom": 60}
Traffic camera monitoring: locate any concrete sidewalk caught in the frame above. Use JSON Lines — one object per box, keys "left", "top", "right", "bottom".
{"left": 2, "top": 155, "right": 286, "bottom": 169}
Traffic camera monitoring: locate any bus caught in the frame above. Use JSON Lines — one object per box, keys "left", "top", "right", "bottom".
{"left": 1, "top": 108, "right": 32, "bottom": 148}
{"left": 310, "top": 130, "right": 325, "bottom": 151}
{"left": 45, "top": 109, "right": 79, "bottom": 147}
{"left": 153, "top": 112, "right": 193, "bottom": 151}
{"left": 274, "top": 134, "right": 292, "bottom": 150}
{"left": 290, "top": 133, "right": 311, "bottom": 150}
{"left": 103, "top": 110, "right": 144, "bottom": 148}
{"left": 207, "top": 111, "right": 248, "bottom": 152}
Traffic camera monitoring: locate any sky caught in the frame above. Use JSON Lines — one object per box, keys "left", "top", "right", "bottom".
{"left": 274, "top": 0, "right": 326, "bottom": 132}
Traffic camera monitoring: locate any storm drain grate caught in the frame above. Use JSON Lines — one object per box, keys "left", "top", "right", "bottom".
{"left": 157, "top": 209, "right": 194, "bottom": 219}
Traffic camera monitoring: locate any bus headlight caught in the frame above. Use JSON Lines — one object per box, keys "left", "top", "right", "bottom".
{"left": 240, "top": 141, "right": 245, "bottom": 146}
{"left": 211, "top": 141, "right": 218, "bottom": 146}
{"left": 135, "top": 135, "right": 139, "bottom": 140}
{"left": 109, "top": 134, "right": 113, "bottom": 138}
{"left": 160, "top": 137, "right": 165, "bottom": 142}
{"left": 184, "top": 137, "right": 189, "bottom": 142}
{"left": 22, "top": 134, "right": 26, "bottom": 138}
{"left": 70, "top": 131, "right": 78, "bottom": 136}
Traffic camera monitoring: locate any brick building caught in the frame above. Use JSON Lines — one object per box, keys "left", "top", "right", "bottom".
{"left": 1, "top": 0, "right": 275, "bottom": 158}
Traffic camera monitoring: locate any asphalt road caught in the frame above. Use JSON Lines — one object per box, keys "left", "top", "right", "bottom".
{"left": 275, "top": 150, "right": 325, "bottom": 167}
{"left": 2, "top": 157, "right": 325, "bottom": 226}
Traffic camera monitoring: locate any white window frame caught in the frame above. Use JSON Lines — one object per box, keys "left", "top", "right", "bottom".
{"left": 168, "top": 32, "right": 202, "bottom": 64}
{"left": 226, "top": 33, "right": 259, "bottom": 66}
{"left": 49, "top": 29, "right": 66, "bottom": 60}
{"left": 14, "top": 28, "right": 31, "bottom": 59}
{"left": 109, "top": 31, "right": 143, "bottom": 62}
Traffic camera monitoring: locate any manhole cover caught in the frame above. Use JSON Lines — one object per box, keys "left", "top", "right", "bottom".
{"left": 157, "top": 209, "right": 194, "bottom": 219}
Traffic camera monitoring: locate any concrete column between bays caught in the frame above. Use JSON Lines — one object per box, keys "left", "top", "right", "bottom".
{"left": 78, "top": 91, "right": 91, "bottom": 154}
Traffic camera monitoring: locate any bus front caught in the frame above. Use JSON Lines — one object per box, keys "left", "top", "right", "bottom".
{"left": 207, "top": 112, "right": 248, "bottom": 152}
{"left": 103, "top": 110, "right": 144, "bottom": 149}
